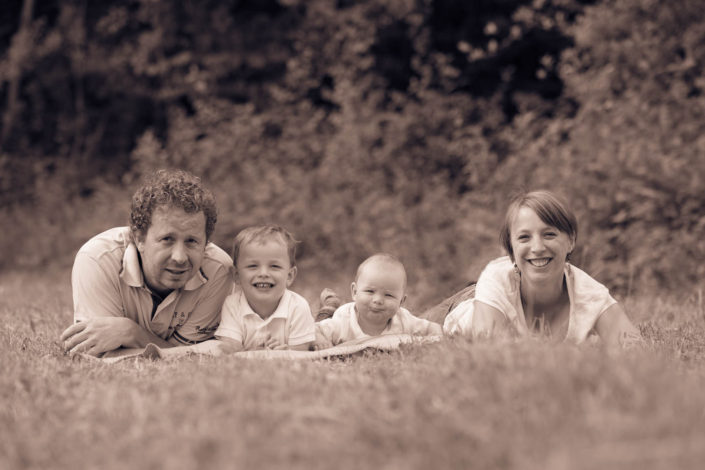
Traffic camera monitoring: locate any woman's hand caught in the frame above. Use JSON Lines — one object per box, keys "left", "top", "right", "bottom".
{"left": 595, "top": 303, "right": 643, "bottom": 349}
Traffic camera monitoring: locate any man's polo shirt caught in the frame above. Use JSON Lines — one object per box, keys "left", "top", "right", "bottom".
{"left": 214, "top": 289, "right": 315, "bottom": 350}
{"left": 71, "top": 227, "right": 233, "bottom": 344}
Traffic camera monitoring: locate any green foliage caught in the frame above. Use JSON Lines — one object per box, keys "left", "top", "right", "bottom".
{"left": 1, "top": 0, "right": 704, "bottom": 299}
{"left": 479, "top": 0, "right": 705, "bottom": 291}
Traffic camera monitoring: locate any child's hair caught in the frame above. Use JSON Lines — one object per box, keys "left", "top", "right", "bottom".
{"left": 231, "top": 225, "right": 299, "bottom": 267}
{"left": 499, "top": 190, "right": 578, "bottom": 262}
{"left": 355, "top": 253, "right": 407, "bottom": 291}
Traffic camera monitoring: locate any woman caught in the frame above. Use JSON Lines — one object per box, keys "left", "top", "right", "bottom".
{"left": 440, "top": 190, "right": 641, "bottom": 347}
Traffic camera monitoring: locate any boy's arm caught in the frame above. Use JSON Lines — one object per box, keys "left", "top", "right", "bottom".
{"left": 214, "top": 336, "right": 245, "bottom": 353}
{"left": 284, "top": 295, "right": 316, "bottom": 349}
{"left": 211, "top": 293, "right": 247, "bottom": 351}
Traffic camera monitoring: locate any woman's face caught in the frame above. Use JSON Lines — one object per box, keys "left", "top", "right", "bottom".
{"left": 510, "top": 206, "right": 575, "bottom": 283}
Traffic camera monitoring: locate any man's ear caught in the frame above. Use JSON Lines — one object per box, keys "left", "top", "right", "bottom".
{"left": 135, "top": 237, "right": 146, "bottom": 253}
{"left": 132, "top": 230, "right": 146, "bottom": 253}
{"left": 286, "top": 266, "right": 298, "bottom": 287}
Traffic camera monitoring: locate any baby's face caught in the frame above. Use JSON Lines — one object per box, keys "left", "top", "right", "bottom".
{"left": 235, "top": 237, "right": 295, "bottom": 310}
{"left": 352, "top": 262, "right": 406, "bottom": 326}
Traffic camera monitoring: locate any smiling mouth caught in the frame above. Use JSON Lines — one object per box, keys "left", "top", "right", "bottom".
{"left": 254, "top": 282, "right": 274, "bottom": 289}
{"left": 527, "top": 258, "right": 551, "bottom": 267}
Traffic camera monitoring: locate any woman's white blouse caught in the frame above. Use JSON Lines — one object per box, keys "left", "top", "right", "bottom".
{"left": 443, "top": 256, "right": 617, "bottom": 344}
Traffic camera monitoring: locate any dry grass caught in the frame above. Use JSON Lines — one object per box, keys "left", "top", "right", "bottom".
{"left": 2, "top": 271, "right": 705, "bottom": 470}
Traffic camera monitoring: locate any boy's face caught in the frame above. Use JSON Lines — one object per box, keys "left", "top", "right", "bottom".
{"left": 351, "top": 262, "right": 406, "bottom": 327}
{"left": 235, "top": 237, "right": 296, "bottom": 311}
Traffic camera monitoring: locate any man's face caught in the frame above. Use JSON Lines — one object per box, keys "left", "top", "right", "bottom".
{"left": 136, "top": 205, "right": 207, "bottom": 296}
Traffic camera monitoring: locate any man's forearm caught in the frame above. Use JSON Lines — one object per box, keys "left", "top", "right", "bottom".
{"left": 123, "top": 320, "right": 172, "bottom": 349}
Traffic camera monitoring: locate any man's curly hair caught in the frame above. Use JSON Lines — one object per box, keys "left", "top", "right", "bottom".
{"left": 129, "top": 169, "right": 218, "bottom": 242}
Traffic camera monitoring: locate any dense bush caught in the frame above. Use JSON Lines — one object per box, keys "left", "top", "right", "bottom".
{"left": 1, "top": 0, "right": 703, "bottom": 305}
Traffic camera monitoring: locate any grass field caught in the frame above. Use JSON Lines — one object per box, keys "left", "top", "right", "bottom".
{"left": 2, "top": 271, "right": 705, "bottom": 470}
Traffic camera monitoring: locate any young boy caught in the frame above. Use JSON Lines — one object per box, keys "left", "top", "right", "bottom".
{"left": 214, "top": 225, "right": 315, "bottom": 352}
{"left": 315, "top": 253, "right": 442, "bottom": 348}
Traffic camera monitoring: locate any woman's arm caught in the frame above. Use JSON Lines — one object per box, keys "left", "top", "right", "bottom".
{"left": 595, "top": 303, "right": 642, "bottom": 348}
{"left": 472, "top": 301, "right": 512, "bottom": 339}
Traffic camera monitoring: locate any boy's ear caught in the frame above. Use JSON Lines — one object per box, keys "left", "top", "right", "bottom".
{"left": 232, "top": 267, "right": 241, "bottom": 285}
{"left": 350, "top": 282, "right": 357, "bottom": 299}
{"left": 286, "top": 266, "right": 297, "bottom": 287}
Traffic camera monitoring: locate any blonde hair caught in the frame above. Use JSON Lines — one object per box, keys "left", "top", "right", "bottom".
{"left": 231, "top": 225, "right": 298, "bottom": 267}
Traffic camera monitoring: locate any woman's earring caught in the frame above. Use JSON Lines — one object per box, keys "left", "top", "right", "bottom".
{"left": 513, "top": 263, "right": 520, "bottom": 274}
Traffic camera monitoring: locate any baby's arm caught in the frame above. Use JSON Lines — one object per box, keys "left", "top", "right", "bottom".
{"left": 313, "top": 322, "right": 335, "bottom": 350}
{"left": 405, "top": 309, "right": 443, "bottom": 336}
{"left": 426, "top": 321, "right": 442, "bottom": 336}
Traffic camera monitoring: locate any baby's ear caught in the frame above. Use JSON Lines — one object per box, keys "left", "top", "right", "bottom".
{"left": 350, "top": 282, "right": 357, "bottom": 298}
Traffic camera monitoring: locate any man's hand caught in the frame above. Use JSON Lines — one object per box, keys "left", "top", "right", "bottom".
{"left": 60, "top": 317, "right": 139, "bottom": 356}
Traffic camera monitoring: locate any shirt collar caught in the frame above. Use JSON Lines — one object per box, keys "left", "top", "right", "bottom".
{"left": 240, "top": 289, "right": 290, "bottom": 321}
{"left": 120, "top": 242, "right": 144, "bottom": 288}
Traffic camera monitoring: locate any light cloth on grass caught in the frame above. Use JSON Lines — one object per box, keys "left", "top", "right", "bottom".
{"left": 78, "top": 334, "right": 442, "bottom": 364}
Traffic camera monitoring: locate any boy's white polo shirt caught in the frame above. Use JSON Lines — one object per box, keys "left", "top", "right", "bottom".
{"left": 316, "top": 302, "right": 440, "bottom": 346}
{"left": 215, "top": 289, "right": 315, "bottom": 350}
{"left": 71, "top": 227, "right": 233, "bottom": 345}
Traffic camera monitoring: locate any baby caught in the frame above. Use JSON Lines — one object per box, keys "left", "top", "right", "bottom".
{"left": 214, "top": 225, "right": 315, "bottom": 352}
{"left": 315, "top": 253, "right": 442, "bottom": 348}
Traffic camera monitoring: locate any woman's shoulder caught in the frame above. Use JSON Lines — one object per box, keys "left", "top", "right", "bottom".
{"left": 482, "top": 256, "right": 515, "bottom": 276}
{"left": 566, "top": 263, "right": 616, "bottom": 310}
{"left": 566, "top": 263, "right": 610, "bottom": 293}
{"left": 478, "top": 256, "right": 517, "bottom": 289}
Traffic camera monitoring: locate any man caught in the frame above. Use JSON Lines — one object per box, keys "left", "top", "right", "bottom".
{"left": 60, "top": 169, "right": 233, "bottom": 356}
